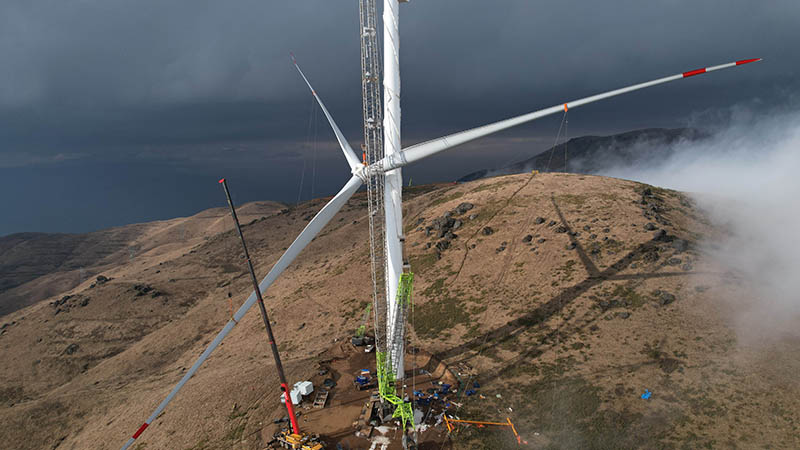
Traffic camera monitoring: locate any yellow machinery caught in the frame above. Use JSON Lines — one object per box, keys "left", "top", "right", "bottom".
{"left": 274, "top": 430, "right": 325, "bottom": 450}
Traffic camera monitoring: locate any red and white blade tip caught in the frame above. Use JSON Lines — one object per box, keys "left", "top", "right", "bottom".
{"left": 736, "top": 58, "right": 762, "bottom": 65}
{"left": 218, "top": 178, "right": 225, "bottom": 184}
{"left": 289, "top": 52, "right": 297, "bottom": 65}
{"left": 683, "top": 58, "right": 761, "bottom": 78}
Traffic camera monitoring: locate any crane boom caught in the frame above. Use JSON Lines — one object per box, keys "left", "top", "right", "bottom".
{"left": 219, "top": 178, "right": 301, "bottom": 436}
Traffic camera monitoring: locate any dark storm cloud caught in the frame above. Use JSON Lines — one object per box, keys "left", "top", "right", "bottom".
{"left": 1, "top": 0, "right": 798, "bottom": 235}
{"left": 2, "top": 0, "right": 798, "bottom": 158}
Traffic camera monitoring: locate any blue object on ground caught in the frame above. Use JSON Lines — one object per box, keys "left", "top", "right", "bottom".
{"left": 465, "top": 389, "right": 476, "bottom": 396}
{"left": 440, "top": 384, "right": 451, "bottom": 394}
{"left": 641, "top": 389, "right": 652, "bottom": 400}
{"left": 355, "top": 376, "right": 369, "bottom": 385}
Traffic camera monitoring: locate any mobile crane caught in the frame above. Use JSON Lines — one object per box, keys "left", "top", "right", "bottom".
{"left": 221, "top": 178, "right": 324, "bottom": 450}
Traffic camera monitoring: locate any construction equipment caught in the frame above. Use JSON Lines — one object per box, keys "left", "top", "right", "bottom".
{"left": 352, "top": 303, "right": 375, "bottom": 347}
{"left": 220, "top": 179, "right": 324, "bottom": 450}
{"left": 273, "top": 432, "right": 325, "bottom": 450}
{"left": 312, "top": 389, "right": 329, "bottom": 409}
{"left": 354, "top": 369, "right": 378, "bottom": 391}
{"left": 443, "top": 416, "right": 526, "bottom": 446}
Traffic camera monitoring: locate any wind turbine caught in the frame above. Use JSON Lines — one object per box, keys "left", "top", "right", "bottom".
{"left": 120, "top": 0, "right": 760, "bottom": 446}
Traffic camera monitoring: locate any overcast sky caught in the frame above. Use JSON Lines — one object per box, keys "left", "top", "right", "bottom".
{"left": 1, "top": 0, "right": 798, "bottom": 236}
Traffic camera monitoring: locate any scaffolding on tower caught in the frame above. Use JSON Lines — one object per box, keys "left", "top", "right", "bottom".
{"left": 359, "top": 0, "right": 388, "bottom": 368}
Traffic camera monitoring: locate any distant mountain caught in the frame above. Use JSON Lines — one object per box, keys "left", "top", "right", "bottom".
{"left": 458, "top": 127, "right": 709, "bottom": 182}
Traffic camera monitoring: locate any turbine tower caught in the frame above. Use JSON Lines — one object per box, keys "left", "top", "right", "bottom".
{"left": 382, "top": 0, "right": 407, "bottom": 380}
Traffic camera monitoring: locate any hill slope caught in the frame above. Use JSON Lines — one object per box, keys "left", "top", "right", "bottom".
{"left": 0, "top": 201, "right": 284, "bottom": 316}
{"left": 0, "top": 173, "right": 798, "bottom": 449}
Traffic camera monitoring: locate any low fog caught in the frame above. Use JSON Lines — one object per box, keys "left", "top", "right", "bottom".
{"left": 595, "top": 107, "right": 800, "bottom": 341}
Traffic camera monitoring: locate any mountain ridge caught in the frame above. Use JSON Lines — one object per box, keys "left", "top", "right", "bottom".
{"left": 459, "top": 127, "right": 709, "bottom": 182}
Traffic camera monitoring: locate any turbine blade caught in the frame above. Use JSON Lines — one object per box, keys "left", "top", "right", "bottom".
{"left": 291, "top": 53, "right": 363, "bottom": 171}
{"left": 383, "top": 58, "right": 762, "bottom": 170}
{"left": 121, "top": 175, "right": 363, "bottom": 449}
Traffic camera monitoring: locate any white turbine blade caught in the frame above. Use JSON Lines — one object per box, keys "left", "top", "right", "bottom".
{"left": 383, "top": 58, "right": 762, "bottom": 170}
{"left": 121, "top": 175, "right": 363, "bottom": 450}
{"left": 291, "top": 54, "right": 363, "bottom": 171}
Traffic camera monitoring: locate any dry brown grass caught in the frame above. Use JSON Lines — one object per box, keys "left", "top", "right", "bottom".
{"left": 0, "top": 173, "right": 798, "bottom": 449}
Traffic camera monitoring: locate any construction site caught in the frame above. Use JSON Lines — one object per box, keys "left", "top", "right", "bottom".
{"left": 114, "top": 0, "right": 763, "bottom": 449}
{"left": 3, "top": 1, "right": 794, "bottom": 450}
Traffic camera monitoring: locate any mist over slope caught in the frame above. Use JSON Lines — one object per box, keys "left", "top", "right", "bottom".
{"left": 596, "top": 108, "right": 800, "bottom": 341}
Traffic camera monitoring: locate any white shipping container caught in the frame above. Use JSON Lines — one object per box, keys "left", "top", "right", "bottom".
{"left": 296, "top": 381, "right": 314, "bottom": 396}
{"left": 280, "top": 388, "right": 304, "bottom": 405}
{"left": 290, "top": 389, "right": 302, "bottom": 405}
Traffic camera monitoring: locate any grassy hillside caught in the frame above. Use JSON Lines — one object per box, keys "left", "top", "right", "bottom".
{"left": 0, "top": 173, "right": 797, "bottom": 449}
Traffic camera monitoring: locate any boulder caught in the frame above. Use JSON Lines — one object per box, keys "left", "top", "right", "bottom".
{"left": 672, "top": 239, "right": 690, "bottom": 252}
{"left": 522, "top": 235, "right": 533, "bottom": 243}
{"left": 481, "top": 227, "right": 494, "bottom": 236}
{"left": 534, "top": 217, "right": 546, "bottom": 224}
{"left": 657, "top": 290, "right": 676, "bottom": 306}
{"left": 644, "top": 222, "right": 657, "bottom": 231}
{"left": 555, "top": 226, "right": 568, "bottom": 234}
{"left": 454, "top": 202, "right": 474, "bottom": 215}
